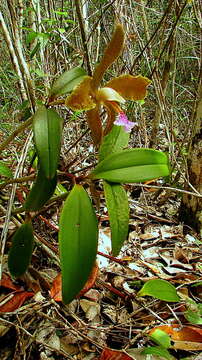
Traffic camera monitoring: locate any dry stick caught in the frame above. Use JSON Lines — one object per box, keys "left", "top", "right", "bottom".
{"left": 75, "top": 0, "right": 92, "bottom": 76}
{"left": 0, "top": 11, "right": 27, "bottom": 101}
{"left": 131, "top": 183, "right": 202, "bottom": 198}
{"left": 150, "top": 0, "right": 189, "bottom": 77}
{"left": 0, "top": 116, "right": 33, "bottom": 153}
{"left": 0, "top": 317, "right": 74, "bottom": 359}
{"left": 0, "top": 132, "right": 33, "bottom": 280}
{"left": 0, "top": 174, "right": 35, "bottom": 191}
{"left": 7, "top": 0, "right": 36, "bottom": 111}
{"left": 129, "top": 0, "right": 173, "bottom": 73}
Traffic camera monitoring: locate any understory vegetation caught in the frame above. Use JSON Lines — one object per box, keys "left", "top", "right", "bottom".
{"left": 0, "top": 0, "right": 202, "bottom": 359}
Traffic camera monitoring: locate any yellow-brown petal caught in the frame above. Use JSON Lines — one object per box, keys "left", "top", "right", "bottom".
{"left": 86, "top": 106, "right": 103, "bottom": 147}
{"left": 96, "top": 87, "right": 125, "bottom": 104}
{"left": 103, "top": 101, "right": 116, "bottom": 136}
{"left": 65, "top": 76, "right": 96, "bottom": 111}
{"left": 106, "top": 74, "right": 151, "bottom": 101}
{"left": 91, "top": 24, "right": 125, "bottom": 91}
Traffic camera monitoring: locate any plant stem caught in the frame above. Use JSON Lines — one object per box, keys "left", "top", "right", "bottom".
{"left": 0, "top": 116, "right": 33, "bottom": 153}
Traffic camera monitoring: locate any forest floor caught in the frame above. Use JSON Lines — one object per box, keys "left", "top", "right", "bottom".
{"left": 0, "top": 119, "right": 202, "bottom": 360}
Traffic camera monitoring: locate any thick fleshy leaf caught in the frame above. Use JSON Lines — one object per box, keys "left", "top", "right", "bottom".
{"left": 24, "top": 169, "right": 57, "bottom": 211}
{"left": 99, "top": 125, "right": 129, "bottom": 161}
{"left": 91, "top": 164, "right": 169, "bottom": 183}
{"left": 92, "top": 149, "right": 168, "bottom": 174}
{"left": 104, "top": 181, "right": 129, "bottom": 256}
{"left": 59, "top": 184, "right": 98, "bottom": 304}
{"left": 106, "top": 74, "right": 151, "bottom": 100}
{"left": 96, "top": 87, "right": 125, "bottom": 104}
{"left": 8, "top": 222, "right": 34, "bottom": 278}
{"left": 91, "top": 148, "right": 169, "bottom": 183}
{"left": 91, "top": 23, "right": 125, "bottom": 91}
{"left": 49, "top": 67, "right": 86, "bottom": 99}
{"left": 65, "top": 76, "right": 95, "bottom": 111}
{"left": 0, "top": 161, "right": 13, "bottom": 178}
{"left": 86, "top": 105, "right": 103, "bottom": 146}
{"left": 137, "top": 279, "right": 180, "bottom": 302}
{"left": 33, "top": 105, "right": 63, "bottom": 179}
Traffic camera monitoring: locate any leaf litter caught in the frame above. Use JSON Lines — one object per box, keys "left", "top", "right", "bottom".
{"left": 0, "top": 122, "right": 202, "bottom": 360}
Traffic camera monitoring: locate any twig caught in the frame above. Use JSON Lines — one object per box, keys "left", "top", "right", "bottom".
{"left": 131, "top": 183, "right": 202, "bottom": 198}
{"left": 0, "top": 132, "right": 33, "bottom": 281}
{"left": 75, "top": 0, "right": 92, "bottom": 76}
{"left": 0, "top": 116, "right": 33, "bottom": 153}
{"left": 0, "top": 174, "right": 35, "bottom": 190}
{"left": 0, "top": 317, "right": 73, "bottom": 359}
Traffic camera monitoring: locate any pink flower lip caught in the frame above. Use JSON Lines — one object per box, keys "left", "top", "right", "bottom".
{"left": 114, "top": 112, "right": 135, "bottom": 133}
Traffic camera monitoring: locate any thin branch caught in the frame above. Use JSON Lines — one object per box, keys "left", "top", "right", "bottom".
{"left": 0, "top": 174, "right": 35, "bottom": 191}
{"left": 132, "top": 183, "right": 202, "bottom": 198}
{"left": 75, "top": 0, "right": 92, "bottom": 76}
{"left": 0, "top": 116, "right": 33, "bottom": 153}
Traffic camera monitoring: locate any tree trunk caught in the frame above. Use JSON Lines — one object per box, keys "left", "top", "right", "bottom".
{"left": 179, "top": 81, "right": 202, "bottom": 236}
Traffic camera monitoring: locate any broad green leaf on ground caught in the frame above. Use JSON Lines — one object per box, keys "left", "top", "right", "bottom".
{"left": 91, "top": 148, "right": 169, "bottom": 183}
{"left": 184, "top": 298, "right": 202, "bottom": 325}
{"left": 49, "top": 67, "right": 87, "bottom": 98}
{"left": 8, "top": 222, "right": 34, "bottom": 278}
{"left": 33, "top": 105, "right": 63, "bottom": 179}
{"left": 24, "top": 169, "right": 57, "bottom": 211}
{"left": 0, "top": 161, "right": 13, "bottom": 178}
{"left": 150, "top": 329, "right": 171, "bottom": 348}
{"left": 103, "top": 181, "right": 129, "bottom": 256}
{"left": 59, "top": 184, "right": 98, "bottom": 304}
{"left": 137, "top": 279, "right": 180, "bottom": 302}
{"left": 141, "top": 346, "right": 174, "bottom": 360}
{"left": 99, "top": 125, "right": 129, "bottom": 161}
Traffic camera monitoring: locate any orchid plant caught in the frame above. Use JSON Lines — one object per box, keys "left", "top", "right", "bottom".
{"left": 8, "top": 23, "right": 170, "bottom": 304}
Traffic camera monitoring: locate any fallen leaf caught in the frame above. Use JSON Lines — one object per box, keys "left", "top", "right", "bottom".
{"left": 0, "top": 272, "right": 22, "bottom": 291}
{"left": 80, "top": 299, "right": 100, "bottom": 321}
{"left": 0, "top": 291, "right": 34, "bottom": 312}
{"left": 50, "top": 262, "right": 99, "bottom": 302}
{"left": 50, "top": 273, "right": 62, "bottom": 301}
{"left": 149, "top": 324, "right": 202, "bottom": 342}
{"left": 173, "top": 341, "right": 202, "bottom": 351}
{"left": 99, "top": 348, "right": 133, "bottom": 360}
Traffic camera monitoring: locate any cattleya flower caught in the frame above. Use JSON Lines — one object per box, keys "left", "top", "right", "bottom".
{"left": 65, "top": 24, "right": 151, "bottom": 146}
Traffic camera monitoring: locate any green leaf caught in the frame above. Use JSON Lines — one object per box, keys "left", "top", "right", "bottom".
{"left": 99, "top": 125, "right": 129, "bottom": 161}
{"left": 150, "top": 329, "right": 171, "bottom": 349}
{"left": 91, "top": 148, "right": 169, "bottom": 183}
{"left": 104, "top": 181, "right": 129, "bottom": 256}
{"left": 138, "top": 279, "right": 180, "bottom": 302}
{"left": 0, "top": 161, "right": 13, "bottom": 178}
{"left": 184, "top": 298, "right": 202, "bottom": 325}
{"left": 49, "top": 67, "right": 87, "bottom": 98}
{"left": 24, "top": 168, "right": 57, "bottom": 211}
{"left": 59, "top": 184, "right": 98, "bottom": 304}
{"left": 8, "top": 222, "right": 34, "bottom": 277}
{"left": 141, "top": 346, "right": 174, "bottom": 360}
{"left": 91, "top": 164, "right": 169, "bottom": 183}
{"left": 33, "top": 105, "right": 63, "bottom": 179}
